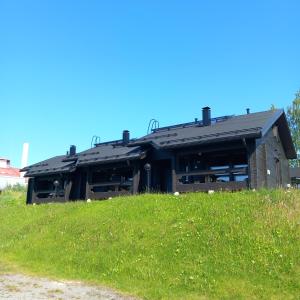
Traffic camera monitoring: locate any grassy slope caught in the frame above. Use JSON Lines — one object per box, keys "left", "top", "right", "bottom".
{"left": 0, "top": 189, "right": 299, "bottom": 299}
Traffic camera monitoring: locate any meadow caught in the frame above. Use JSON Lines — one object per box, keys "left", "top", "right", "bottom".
{"left": 0, "top": 188, "right": 299, "bottom": 299}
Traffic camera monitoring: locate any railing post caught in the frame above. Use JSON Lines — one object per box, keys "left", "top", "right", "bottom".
{"left": 144, "top": 163, "right": 151, "bottom": 193}
{"left": 132, "top": 162, "right": 140, "bottom": 194}
{"left": 85, "top": 168, "right": 90, "bottom": 200}
{"left": 171, "top": 156, "right": 177, "bottom": 193}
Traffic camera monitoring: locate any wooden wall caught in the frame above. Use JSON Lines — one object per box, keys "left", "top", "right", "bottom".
{"left": 254, "top": 126, "right": 290, "bottom": 188}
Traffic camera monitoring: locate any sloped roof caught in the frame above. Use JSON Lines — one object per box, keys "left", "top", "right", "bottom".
{"left": 129, "top": 109, "right": 296, "bottom": 159}
{"left": 75, "top": 143, "right": 144, "bottom": 166}
{"left": 0, "top": 167, "right": 20, "bottom": 177}
{"left": 21, "top": 155, "right": 76, "bottom": 177}
{"left": 22, "top": 143, "right": 144, "bottom": 177}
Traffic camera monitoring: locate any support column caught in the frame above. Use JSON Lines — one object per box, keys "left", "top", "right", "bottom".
{"left": 26, "top": 178, "right": 34, "bottom": 204}
{"left": 132, "top": 162, "right": 140, "bottom": 194}
{"left": 229, "top": 162, "right": 234, "bottom": 182}
{"left": 246, "top": 140, "right": 257, "bottom": 189}
{"left": 64, "top": 178, "right": 73, "bottom": 201}
{"left": 85, "top": 168, "right": 91, "bottom": 200}
{"left": 171, "top": 156, "right": 177, "bottom": 193}
{"left": 144, "top": 163, "right": 151, "bottom": 193}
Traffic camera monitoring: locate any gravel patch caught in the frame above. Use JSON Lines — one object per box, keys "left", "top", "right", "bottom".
{"left": 0, "top": 273, "right": 136, "bottom": 300}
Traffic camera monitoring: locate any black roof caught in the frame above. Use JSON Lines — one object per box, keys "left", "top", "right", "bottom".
{"left": 22, "top": 155, "right": 76, "bottom": 177}
{"left": 22, "top": 108, "right": 296, "bottom": 177}
{"left": 130, "top": 109, "right": 296, "bottom": 158}
{"left": 75, "top": 143, "right": 144, "bottom": 166}
{"left": 22, "top": 142, "right": 145, "bottom": 177}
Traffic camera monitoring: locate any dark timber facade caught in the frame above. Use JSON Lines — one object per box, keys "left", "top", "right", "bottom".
{"left": 22, "top": 108, "right": 297, "bottom": 204}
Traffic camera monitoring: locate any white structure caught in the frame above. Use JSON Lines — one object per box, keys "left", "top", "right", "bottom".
{"left": 21, "top": 143, "right": 29, "bottom": 170}
{"left": 20, "top": 143, "right": 29, "bottom": 178}
{"left": 0, "top": 143, "right": 29, "bottom": 190}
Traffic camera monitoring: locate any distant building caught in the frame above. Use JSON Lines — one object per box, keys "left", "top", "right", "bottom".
{"left": 0, "top": 158, "right": 26, "bottom": 190}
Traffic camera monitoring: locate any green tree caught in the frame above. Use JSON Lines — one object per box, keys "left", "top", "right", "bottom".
{"left": 287, "top": 90, "right": 300, "bottom": 167}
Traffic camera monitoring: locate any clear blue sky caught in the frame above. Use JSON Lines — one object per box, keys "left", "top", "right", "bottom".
{"left": 1, "top": 0, "right": 299, "bottom": 167}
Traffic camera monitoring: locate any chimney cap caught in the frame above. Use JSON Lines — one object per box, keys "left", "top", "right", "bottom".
{"left": 69, "top": 145, "right": 76, "bottom": 156}
{"left": 122, "top": 130, "right": 130, "bottom": 145}
{"left": 202, "top": 106, "right": 211, "bottom": 126}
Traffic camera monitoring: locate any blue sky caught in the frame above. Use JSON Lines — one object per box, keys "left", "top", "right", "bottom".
{"left": 1, "top": 0, "right": 299, "bottom": 167}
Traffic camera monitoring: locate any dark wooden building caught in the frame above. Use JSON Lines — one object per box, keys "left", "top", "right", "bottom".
{"left": 22, "top": 107, "right": 296, "bottom": 204}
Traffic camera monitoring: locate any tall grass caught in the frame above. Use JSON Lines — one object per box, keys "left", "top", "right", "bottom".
{"left": 0, "top": 189, "right": 299, "bottom": 299}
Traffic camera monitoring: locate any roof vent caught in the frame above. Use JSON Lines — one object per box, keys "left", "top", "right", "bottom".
{"left": 69, "top": 145, "right": 76, "bottom": 156}
{"left": 246, "top": 108, "right": 250, "bottom": 114}
{"left": 202, "top": 106, "right": 211, "bottom": 126}
{"left": 123, "top": 130, "right": 130, "bottom": 145}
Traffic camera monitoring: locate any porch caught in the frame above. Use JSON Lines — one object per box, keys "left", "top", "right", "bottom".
{"left": 85, "top": 162, "right": 140, "bottom": 200}
{"left": 145, "top": 145, "right": 250, "bottom": 193}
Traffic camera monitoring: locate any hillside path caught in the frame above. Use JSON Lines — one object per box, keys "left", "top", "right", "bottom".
{"left": 0, "top": 273, "right": 136, "bottom": 300}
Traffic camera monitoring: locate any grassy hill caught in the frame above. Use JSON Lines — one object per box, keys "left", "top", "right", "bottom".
{"left": 0, "top": 188, "right": 299, "bottom": 299}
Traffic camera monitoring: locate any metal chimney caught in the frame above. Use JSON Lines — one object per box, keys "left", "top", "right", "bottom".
{"left": 123, "top": 130, "right": 130, "bottom": 145}
{"left": 202, "top": 107, "right": 211, "bottom": 126}
{"left": 69, "top": 145, "right": 76, "bottom": 156}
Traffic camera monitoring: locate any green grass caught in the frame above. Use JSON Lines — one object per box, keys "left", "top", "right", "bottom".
{"left": 0, "top": 188, "right": 299, "bottom": 299}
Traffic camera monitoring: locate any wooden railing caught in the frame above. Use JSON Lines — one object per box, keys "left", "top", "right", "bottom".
{"left": 89, "top": 190, "right": 131, "bottom": 200}
{"left": 88, "top": 181, "right": 132, "bottom": 200}
{"left": 176, "top": 167, "right": 248, "bottom": 192}
{"left": 176, "top": 181, "right": 248, "bottom": 192}
{"left": 176, "top": 167, "right": 248, "bottom": 179}
{"left": 33, "top": 189, "right": 66, "bottom": 203}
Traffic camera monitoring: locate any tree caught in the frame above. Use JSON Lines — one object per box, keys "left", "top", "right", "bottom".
{"left": 286, "top": 90, "right": 300, "bottom": 167}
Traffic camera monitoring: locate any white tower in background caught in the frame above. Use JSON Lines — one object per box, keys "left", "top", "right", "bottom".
{"left": 21, "top": 142, "right": 29, "bottom": 170}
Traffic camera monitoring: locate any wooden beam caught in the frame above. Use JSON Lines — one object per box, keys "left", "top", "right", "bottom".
{"left": 26, "top": 178, "right": 34, "bottom": 204}
{"left": 90, "top": 182, "right": 125, "bottom": 188}
{"left": 132, "top": 162, "right": 140, "bottom": 194}
{"left": 64, "top": 180, "right": 73, "bottom": 201}
{"left": 85, "top": 168, "right": 91, "bottom": 200}
{"left": 171, "top": 156, "right": 177, "bottom": 192}
{"left": 246, "top": 140, "right": 257, "bottom": 189}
